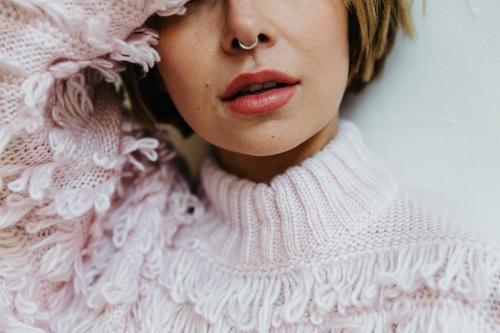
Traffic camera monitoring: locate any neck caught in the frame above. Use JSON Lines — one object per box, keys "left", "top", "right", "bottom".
{"left": 196, "top": 118, "right": 400, "bottom": 268}
{"left": 213, "top": 117, "right": 339, "bottom": 183}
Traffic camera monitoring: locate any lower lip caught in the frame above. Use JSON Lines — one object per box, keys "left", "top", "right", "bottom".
{"left": 224, "top": 85, "right": 298, "bottom": 116}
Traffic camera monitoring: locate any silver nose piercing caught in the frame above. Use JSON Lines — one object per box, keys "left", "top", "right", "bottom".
{"left": 238, "top": 38, "right": 258, "bottom": 50}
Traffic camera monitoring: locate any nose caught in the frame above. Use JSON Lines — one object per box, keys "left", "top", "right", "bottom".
{"left": 221, "top": 0, "right": 277, "bottom": 54}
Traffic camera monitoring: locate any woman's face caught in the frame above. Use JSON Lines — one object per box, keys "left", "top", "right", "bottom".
{"left": 156, "top": 0, "right": 349, "bottom": 157}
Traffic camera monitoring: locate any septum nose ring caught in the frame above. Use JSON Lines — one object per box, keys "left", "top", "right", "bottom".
{"left": 238, "top": 38, "right": 258, "bottom": 50}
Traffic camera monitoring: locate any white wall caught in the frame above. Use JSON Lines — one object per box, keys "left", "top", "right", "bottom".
{"left": 341, "top": 0, "right": 500, "bottom": 238}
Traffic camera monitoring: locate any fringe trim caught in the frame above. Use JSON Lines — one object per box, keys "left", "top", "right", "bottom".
{"left": 0, "top": 194, "right": 41, "bottom": 229}
{"left": 110, "top": 27, "right": 161, "bottom": 73}
{"left": 0, "top": 210, "right": 92, "bottom": 331}
{"left": 0, "top": 1, "right": 194, "bottom": 331}
{"left": 160, "top": 242, "right": 499, "bottom": 333}
{"left": 139, "top": 296, "right": 490, "bottom": 333}
{"left": 45, "top": 162, "right": 204, "bottom": 332}
{"left": 0, "top": 0, "right": 187, "bottom": 217}
{"left": 0, "top": 150, "right": 203, "bottom": 332}
{"left": 52, "top": 73, "right": 95, "bottom": 132}
{"left": 1, "top": 69, "right": 160, "bottom": 226}
{"left": 1, "top": 0, "right": 185, "bottom": 155}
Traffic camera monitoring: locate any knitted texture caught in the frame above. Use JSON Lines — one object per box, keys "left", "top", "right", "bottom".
{"left": 1, "top": 1, "right": 499, "bottom": 332}
{"left": 160, "top": 119, "right": 500, "bottom": 332}
{"left": 0, "top": 1, "right": 204, "bottom": 332}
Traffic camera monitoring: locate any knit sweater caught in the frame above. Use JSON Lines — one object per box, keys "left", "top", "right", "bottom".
{"left": 159, "top": 119, "right": 500, "bottom": 333}
{"left": 1, "top": 1, "right": 499, "bottom": 333}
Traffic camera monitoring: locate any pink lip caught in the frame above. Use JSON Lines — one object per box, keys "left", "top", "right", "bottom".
{"left": 219, "top": 69, "right": 300, "bottom": 116}
{"left": 224, "top": 85, "right": 299, "bottom": 116}
{"left": 219, "top": 69, "right": 301, "bottom": 101}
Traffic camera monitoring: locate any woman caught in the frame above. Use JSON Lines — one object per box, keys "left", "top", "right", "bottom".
{"left": 0, "top": 0, "right": 498, "bottom": 332}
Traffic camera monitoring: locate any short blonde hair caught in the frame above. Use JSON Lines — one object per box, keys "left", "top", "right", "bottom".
{"left": 121, "top": 0, "right": 415, "bottom": 136}
{"left": 345, "top": 0, "right": 415, "bottom": 92}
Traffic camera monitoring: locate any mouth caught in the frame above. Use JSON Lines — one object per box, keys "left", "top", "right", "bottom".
{"left": 223, "top": 81, "right": 297, "bottom": 101}
{"left": 219, "top": 69, "right": 301, "bottom": 102}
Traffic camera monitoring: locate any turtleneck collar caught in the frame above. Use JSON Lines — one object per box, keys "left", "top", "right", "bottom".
{"left": 194, "top": 119, "right": 399, "bottom": 269}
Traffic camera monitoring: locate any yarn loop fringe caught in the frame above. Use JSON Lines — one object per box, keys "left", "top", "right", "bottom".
{"left": 1, "top": 0, "right": 188, "bottom": 154}
{"left": 1, "top": 0, "right": 190, "bottom": 225}
{"left": 160, "top": 242, "right": 499, "bottom": 333}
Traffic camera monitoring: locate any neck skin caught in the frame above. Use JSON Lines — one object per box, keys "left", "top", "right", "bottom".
{"left": 213, "top": 116, "right": 339, "bottom": 183}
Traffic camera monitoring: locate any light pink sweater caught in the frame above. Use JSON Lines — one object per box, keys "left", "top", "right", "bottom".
{"left": 0, "top": 1, "right": 499, "bottom": 332}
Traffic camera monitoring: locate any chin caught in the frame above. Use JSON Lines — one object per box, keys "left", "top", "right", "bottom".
{"left": 231, "top": 139, "right": 303, "bottom": 157}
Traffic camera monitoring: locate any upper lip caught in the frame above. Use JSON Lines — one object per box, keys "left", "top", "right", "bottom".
{"left": 219, "top": 69, "right": 300, "bottom": 101}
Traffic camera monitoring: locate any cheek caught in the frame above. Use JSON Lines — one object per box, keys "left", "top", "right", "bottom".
{"left": 301, "top": 4, "right": 349, "bottom": 74}
{"left": 157, "top": 41, "right": 197, "bottom": 107}
{"left": 157, "top": 35, "right": 213, "bottom": 116}
{"left": 156, "top": 39, "right": 224, "bottom": 142}
{"left": 300, "top": 4, "right": 349, "bottom": 105}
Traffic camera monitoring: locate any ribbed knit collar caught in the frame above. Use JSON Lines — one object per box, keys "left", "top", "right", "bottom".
{"left": 196, "top": 119, "right": 399, "bottom": 268}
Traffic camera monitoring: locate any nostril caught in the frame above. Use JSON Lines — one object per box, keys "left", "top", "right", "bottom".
{"left": 258, "top": 34, "right": 269, "bottom": 43}
{"left": 231, "top": 34, "right": 269, "bottom": 50}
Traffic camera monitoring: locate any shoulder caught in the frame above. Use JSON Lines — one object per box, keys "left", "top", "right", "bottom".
{"left": 353, "top": 185, "right": 500, "bottom": 293}
{"left": 343, "top": 185, "right": 500, "bottom": 331}
{"left": 357, "top": 185, "right": 499, "bottom": 251}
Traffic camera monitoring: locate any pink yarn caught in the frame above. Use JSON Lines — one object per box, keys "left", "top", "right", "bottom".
{"left": 1, "top": 1, "right": 201, "bottom": 331}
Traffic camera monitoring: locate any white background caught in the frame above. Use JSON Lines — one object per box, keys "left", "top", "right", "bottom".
{"left": 341, "top": 0, "right": 500, "bottom": 238}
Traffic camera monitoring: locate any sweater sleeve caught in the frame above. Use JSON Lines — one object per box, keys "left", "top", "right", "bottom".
{"left": 0, "top": 0, "right": 189, "bottom": 226}
{"left": 0, "top": 1, "right": 203, "bottom": 332}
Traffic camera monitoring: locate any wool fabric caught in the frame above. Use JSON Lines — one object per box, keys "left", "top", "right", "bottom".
{"left": 164, "top": 119, "right": 500, "bottom": 332}
{"left": 0, "top": 1, "right": 499, "bottom": 332}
